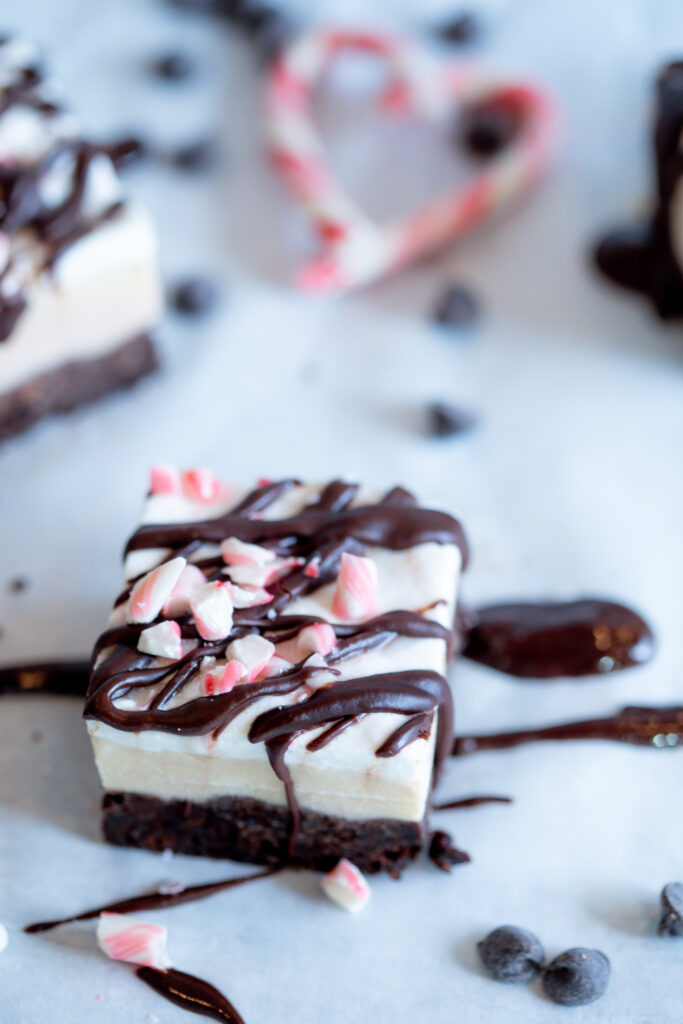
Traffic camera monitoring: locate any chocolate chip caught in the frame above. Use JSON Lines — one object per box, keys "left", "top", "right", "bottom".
{"left": 428, "top": 829, "right": 470, "bottom": 872}
{"left": 252, "top": 12, "right": 296, "bottom": 63}
{"left": 542, "top": 948, "right": 610, "bottom": 1006}
{"left": 435, "top": 13, "right": 481, "bottom": 45}
{"left": 593, "top": 225, "right": 654, "bottom": 293}
{"left": 433, "top": 283, "right": 480, "bottom": 328}
{"left": 478, "top": 926, "right": 545, "bottom": 983}
{"left": 427, "top": 402, "right": 478, "bottom": 438}
{"left": 658, "top": 881, "right": 683, "bottom": 936}
{"left": 151, "top": 52, "right": 196, "bottom": 81}
{"left": 8, "top": 577, "right": 28, "bottom": 594}
{"left": 107, "top": 136, "right": 148, "bottom": 172}
{"left": 170, "top": 138, "right": 219, "bottom": 172}
{"left": 459, "top": 103, "right": 521, "bottom": 157}
{"left": 170, "top": 276, "right": 219, "bottom": 315}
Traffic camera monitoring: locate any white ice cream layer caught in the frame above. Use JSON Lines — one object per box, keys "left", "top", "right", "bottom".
{"left": 87, "top": 483, "right": 461, "bottom": 823}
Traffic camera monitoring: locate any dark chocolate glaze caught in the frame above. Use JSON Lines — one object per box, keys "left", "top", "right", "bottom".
{"left": 454, "top": 705, "right": 683, "bottom": 756}
{"left": 433, "top": 794, "right": 513, "bottom": 811}
{"left": 136, "top": 967, "right": 245, "bottom": 1024}
{"left": 24, "top": 867, "right": 278, "bottom": 934}
{"left": 0, "top": 41, "right": 138, "bottom": 341}
{"left": 0, "top": 659, "right": 89, "bottom": 696}
{"left": 593, "top": 60, "right": 683, "bottom": 318}
{"left": 463, "top": 599, "right": 653, "bottom": 678}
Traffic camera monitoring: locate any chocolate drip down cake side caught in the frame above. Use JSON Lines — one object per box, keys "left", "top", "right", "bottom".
{"left": 84, "top": 471, "right": 467, "bottom": 875}
{"left": 0, "top": 36, "right": 162, "bottom": 441}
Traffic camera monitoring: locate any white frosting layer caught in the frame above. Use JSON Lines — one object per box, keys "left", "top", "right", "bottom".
{"left": 0, "top": 205, "right": 162, "bottom": 392}
{"left": 0, "top": 35, "right": 161, "bottom": 374}
{"left": 87, "top": 482, "right": 461, "bottom": 823}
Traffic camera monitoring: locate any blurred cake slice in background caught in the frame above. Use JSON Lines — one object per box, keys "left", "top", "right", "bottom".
{"left": 594, "top": 60, "right": 683, "bottom": 320}
{"left": 0, "top": 36, "right": 162, "bottom": 442}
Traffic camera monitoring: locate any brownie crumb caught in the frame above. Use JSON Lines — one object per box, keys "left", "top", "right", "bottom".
{"left": 150, "top": 52, "right": 196, "bottom": 81}
{"left": 435, "top": 13, "right": 482, "bottom": 45}
{"left": 8, "top": 577, "right": 28, "bottom": 594}
{"left": 433, "top": 283, "right": 480, "bottom": 328}
{"left": 459, "top": 102, "right": 521, "bottom": 157}
{"left": 170, "top": 277, "right": 219, "bottom": 315}
{"left": 428, "top": 829, "right": 471, "bottom": 872}
{"left": 593, "top": 225, "right": 654, "bottom": 293}
{"left": 426, "top": 402, "right": 478, "bottom": 438}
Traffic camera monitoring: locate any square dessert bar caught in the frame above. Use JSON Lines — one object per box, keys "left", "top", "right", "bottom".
{"left": 0, "top": 37, "right": 162, "bottom": 441}
{"left": 85, "top": 471, "right": 468, "bottom": 875}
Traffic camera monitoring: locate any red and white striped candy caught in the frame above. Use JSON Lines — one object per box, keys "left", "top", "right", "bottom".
{"left": 162, "top": 563, "right": 206, "bottom": 617}
{"left": 127, "top": 557, "right": 186, "bottom": 624}
{"left": 182, "top": 468, "right": 223, "bottom": 504}
{"left": 202, "top": 659, "right": 245, "bottom": 696}
{"left": 96, "top": 912, "right": 171, "bottom": 970}
{"left": 264, "top": 28, "right": 558, "bottom": 292}
{"left": 228, "top": 583, "right": 273, "bottom": 608}
{"left": 331, "top": 553, "right": 377, "bottom": 621}
{"left": 190, "top": 582, "right": 233, "bottom": 641}
{"left": 321, "top": 859, "right": 370, "bottom": 912}
{"left": 228, "top": 556, "right": 302, "bottom": 588}
{"left": 221, "top": 537, "right": 276, "bottom": 567}
{"left": 138, "top": 620, "right": 182, "bottom": 660}
{"left": 225, "top": 635, "right": 275, "bottom": 682}
{"left": 149, "top": 464, "right": 181, "bottom": 496}
{"left": 297, "top": 622, "right": 337, "bottom": 658}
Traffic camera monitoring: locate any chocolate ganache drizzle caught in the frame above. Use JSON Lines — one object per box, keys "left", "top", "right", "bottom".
{"left": 84, "top": 480, "right": 466, "bottom": 852}
{"left": 0, "top": 37, "right": 134, "bottom": 341}
{"left": 136, "top": 967, "right": 245, "bottom": 1024}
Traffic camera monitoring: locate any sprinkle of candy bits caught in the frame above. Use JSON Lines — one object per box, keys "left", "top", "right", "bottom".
{"left": 321, "top": 859, "right": 370, "bottom": 913}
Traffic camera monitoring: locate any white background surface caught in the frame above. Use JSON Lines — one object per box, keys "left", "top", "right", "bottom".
{"left": 0, "top": 0, "right": 682, "bottom": 1021}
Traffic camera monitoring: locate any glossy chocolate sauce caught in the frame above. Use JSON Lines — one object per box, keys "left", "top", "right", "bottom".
{"left": 136, "top": 967, "right": 245, "bottom": 1024}
{"left": 0, "top": 659, "right": 89, "bottom": 696}
{"left": 463, "top": 598, "right": 653, "bottom": 678}
{"left": 454, "top": 705, "right": 683, "bottom": 756}
{"left": 433, "top": 794, "right": 513, "bottom": 811}
{"left": 25, "top": 867, "right": 278, "bottom": 934}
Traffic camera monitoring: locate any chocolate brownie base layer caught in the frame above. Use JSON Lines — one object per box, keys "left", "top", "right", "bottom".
{"left": 102, "top": 791, "right": 425, "bottom": 876}
{"left": 0, "top": 333, "right": 158, "bottom": 442}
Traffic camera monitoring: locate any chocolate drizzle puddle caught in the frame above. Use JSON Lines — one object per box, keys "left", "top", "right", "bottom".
{"left": 0, "top": 659, "right": 89, "bottom": 696}
{"left": 136, "top": 967, "right": 245, "bottom": 1024}
{"left": 463, "top": 598, "right": 653, "bottom": 678}
{"left": 433, "top": 794, "right": 513, "bottom": 811}
{"left": 24, "top": 867, "right": 278, "bottom": 934}
{"left": 454, "top": 705, "right": 683, "bottom": 756}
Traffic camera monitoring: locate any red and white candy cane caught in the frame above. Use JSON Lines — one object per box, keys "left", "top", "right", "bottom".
{"left": 264, "top": 28, "right": 558, "bottom": 293}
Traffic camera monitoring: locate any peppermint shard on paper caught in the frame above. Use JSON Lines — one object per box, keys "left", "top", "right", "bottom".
{"left": 0, "top": 37, "right": 162, "bottom": 441}
{"left": 84, "top": 472, "right": 467, "bottom": 875}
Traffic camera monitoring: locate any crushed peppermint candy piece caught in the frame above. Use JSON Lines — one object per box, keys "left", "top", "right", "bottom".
{"left": 303, "top": 559, "right": 321, "bottom": 579}
{"left": 331, "top": 553, "right": 377, "bottom": 621}
{"left": 182, "top": 468, "right": 222, "bottom": 504}
{"left": 0, "top": 923, "right": 8, "bottom": 954}
{"left": 228, "top": 557, "right": 302, "bottom": 588}
{"left": 162, "top": 563, "right": 206, "bottom": 617}
{"left": 190, "top": 582, "right": 233, "bottom": 641}
{"left": 149, "top": 464, "right": 181, "bottom": 496}
{"left": 304, "top": 652, "right": 336, "bottom": 690}
{"left": 321, "top": 859, "right": 370, "bottom": 912}
{"left": 221, "top": 537, "right": 276, "bottom": 566}
{"left": 228, "top": 582, "right": 273, "bottom": 608}
{"left": 225, "top": 635, "right": 275, "bottom": 682}
{"left": 203, "top": 659, "right": 245, "bottom": 695}
{"left": 262, "top": 654, "right": 294, "bottom": 677}
{"left": 297, "top": 622, "right": 337, "bottom": 657}
{"left": 127, "top": 558, "right": 187, "bottom": 624}
{"left": 138, "top": 620, "right": 182, "bottom": 660}
{"left": 157, "top": 880, "right": 185, "bottom": 896}
{"left": 96, "top": 912, "right": 172, "bottom": 970}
